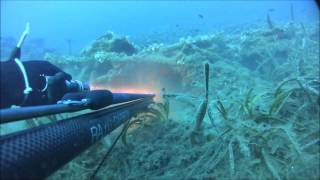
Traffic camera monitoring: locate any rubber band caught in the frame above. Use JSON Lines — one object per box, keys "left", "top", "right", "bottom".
{"left": 14, "top": 58, "right": 32, "bottom": 104}
{"left": 17, "top": 22, "right": 29, "bottom": 48}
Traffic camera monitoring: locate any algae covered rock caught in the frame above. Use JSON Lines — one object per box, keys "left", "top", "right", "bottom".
{"left": 81, "top": 31, "right": 138, "bottom": 57}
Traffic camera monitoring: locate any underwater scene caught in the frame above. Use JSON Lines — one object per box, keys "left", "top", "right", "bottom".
{"left": 0, "top": 1, "right": 319, "bottom": 180}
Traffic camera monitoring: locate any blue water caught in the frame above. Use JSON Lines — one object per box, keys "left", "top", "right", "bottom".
{"left": 1, "top": 1, "right": 318, "bottom": 57}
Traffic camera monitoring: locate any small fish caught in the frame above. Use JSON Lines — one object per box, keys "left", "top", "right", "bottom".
{"left": 189, "top": 29, "right": 201, "bottom": 36}
{"left": 268, "top": 8, "right": 275, "bottom": 12}
{"left": 198, "top": 14, "right": 204, "bottom": 19}
{"left": 191, "top": 29, "right": 200, "bottom": 33}
{"left": 175, "top": 24, "right": 180, "bottom": 28}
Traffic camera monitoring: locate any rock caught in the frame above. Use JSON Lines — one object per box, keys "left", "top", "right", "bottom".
{"left": 81, "top": 31, "right": 138, "bottom": 57}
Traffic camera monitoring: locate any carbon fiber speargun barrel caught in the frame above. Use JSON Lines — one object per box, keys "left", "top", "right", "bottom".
{"left": 0, "top": 90, "right": 155, "bottom": 124}
{"left": 0, "top": 96, "right": 154, "bottom": 180}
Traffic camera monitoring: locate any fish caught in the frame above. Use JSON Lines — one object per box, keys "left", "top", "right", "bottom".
{"left": 268, "top": 8, "right": 275, "bottom": 12}
{"left": 198, "top": 14, "right": 204, "bottom": 19}
{"left": 191, "top": 29, "right": 200, "bottom": 34}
